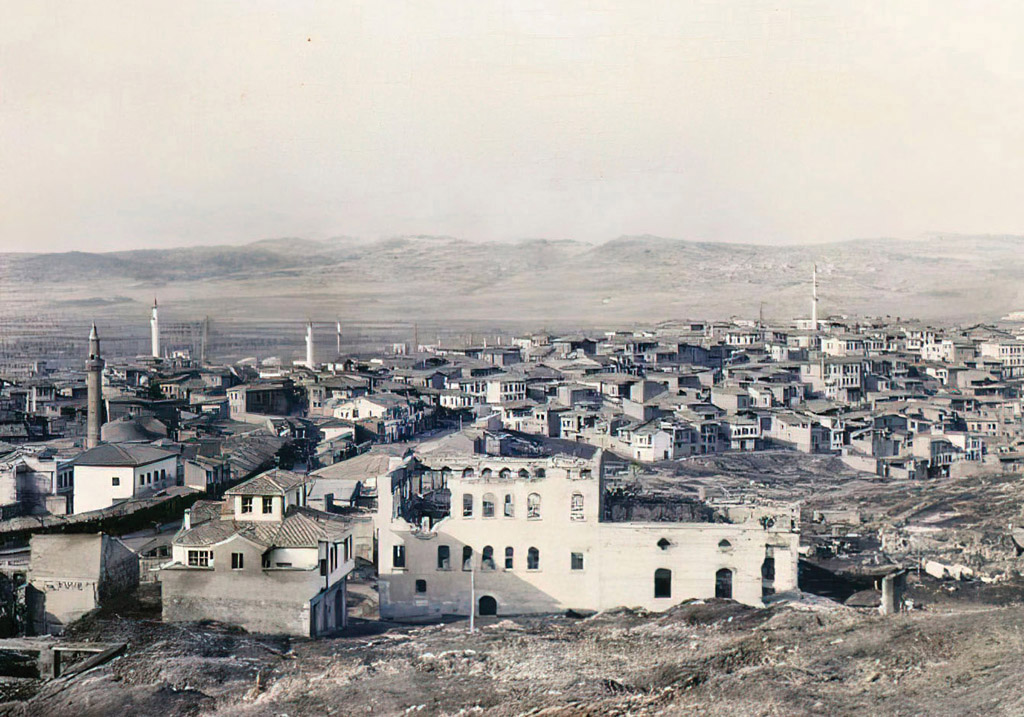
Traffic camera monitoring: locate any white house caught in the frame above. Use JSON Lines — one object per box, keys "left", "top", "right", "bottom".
{"left": 71, "top": 443, "right": 178, "bottom": 514}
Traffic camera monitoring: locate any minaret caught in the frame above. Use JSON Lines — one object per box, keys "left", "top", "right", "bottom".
{"left": 86, "top": 323, "right": 105, "bottom": 449}
{"left": 305, "top": 321, "right": 315, "bottom": 368}
{"left": 811, "top": 264, "right": 819, "bottom": 330}
{"left": 336, "top": 320, "right": 342, "bottom": 357}
{"left": 150, "top": 298, "right": 160, "bottom": 358}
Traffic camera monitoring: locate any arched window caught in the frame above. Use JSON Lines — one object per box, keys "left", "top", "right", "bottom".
{"left": 718, "top": 539, "right": 732, "bottom": 551}
{"left": 580, "top": 469, "right": 592, "bottom": 479}
{"left": 481, "top": 468, "right": 492, "bottom": 479}
{"left": 535, "top": 468, "right": 546, "bottom": 478}
{"left": 654, "top": 568, "right": 672, "bottom": 598}
{"left": 504, "top": 547, "right": 514, "bottom": 569}
{"left": 657, "top": 538, "right": 671, "bottom": 550}
{"left": 527, "top": 547, "right": 540, "bottom": 570}
{"left": 482, "top": 493, "right": 495, "bottom": 518}
{"left": 462, "top": 467, "right": 475, "bottom": 479}
{"left": 437, "top": 545, "right": 450, "bottom": 570}
{"left": 463, "top": 494, "right": 474, "bottom": 517}
{"left": 570, "top": 492, "right": 584, "bottom": 520}
{"left": 503, "top": 494, "right": 514, "bottom": 517}
{"left": 440, "top": 467, "right": 452, "bottom": 482}
{"left": 499, "top": 468, "right": 511, "bottom": 480}
{"left": 527, "top": 493, "right": 541, "bottom": 519}
{"left": 716, "top": 568, "right": 733, "bottom": 599}
{"left": 481, "top": 546, "right": 496, "bottom": 570}
{"left": 518, "top": 468, "right": 530, "bottom": 479}
{"left": 462, "top": 546, "right": 473, "bottom": 571}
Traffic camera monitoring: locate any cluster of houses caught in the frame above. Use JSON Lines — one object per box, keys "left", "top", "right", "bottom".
{"left": 0, "top": 293, "right": 1023, "bottom": 636}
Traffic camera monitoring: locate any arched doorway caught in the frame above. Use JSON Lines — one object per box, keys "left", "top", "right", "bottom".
{"left": 715, "top": 568, "right": 733, "bottom": 599}
{"left": 654, "top": 568, "right": 672, "bottom": 598}
{"left": 478, "top": 595, "right": 497, "bottom": 616}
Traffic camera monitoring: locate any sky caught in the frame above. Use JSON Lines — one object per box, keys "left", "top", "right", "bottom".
{"left": 2, "top": 1, "right": 1024, "bottom": 253}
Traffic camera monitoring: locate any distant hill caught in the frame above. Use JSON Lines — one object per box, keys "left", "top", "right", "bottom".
{"left": 2, "top": 234, "right": 1023, "bottom": 325}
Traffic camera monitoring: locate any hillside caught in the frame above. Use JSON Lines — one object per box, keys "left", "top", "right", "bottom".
{"left": 2, "top": 234, "right": 1023, "bottom": 325}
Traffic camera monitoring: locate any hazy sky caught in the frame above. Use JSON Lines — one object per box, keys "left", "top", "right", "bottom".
{"left": 3, "top": 1, "right": 1024, "bottom": 252}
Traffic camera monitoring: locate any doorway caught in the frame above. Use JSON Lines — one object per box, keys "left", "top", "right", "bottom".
{"left": 478, "top": 595, "right": 497, "bottom": 616}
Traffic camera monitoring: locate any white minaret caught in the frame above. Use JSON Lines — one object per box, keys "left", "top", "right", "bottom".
{"left": 305, "top": 321, "right": 315, "bottom": 367}
{"left": 811, "top": 264, "right": 819, "bottom": 330}
{"left": 150, "top": 298, "right": 160, "bottom": 358}
{"left": 336, "top": 320, "right": 342, "bottom": 356}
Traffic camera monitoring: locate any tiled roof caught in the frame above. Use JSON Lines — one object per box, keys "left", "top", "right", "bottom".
{"left": 174, "top": 505, "right": 353, "bottom": 549}
{"left": 72, "top": 443, "right": 176, "bottom": 467}
{"left": 225, "top": 468, "right": 307, "bottom": 496}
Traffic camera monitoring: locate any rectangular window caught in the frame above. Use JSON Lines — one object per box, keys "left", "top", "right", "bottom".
{"left": 415, "top": 579, "right": 427, "bottom": 593}
{"left": 392, "top": 544, "right": 406, "bottom": 569}
{"left": 262, "top": 496, "right": 273, "bottom": 514}
{"left": 571, "top": 552, "right": 584, "bottom": 571}
{"left": 437, "top": 545, "right": 450, "bottom": 570}
{"left": 231, "top": 552, "right": 244, "bottom": 570}
{"left": 112, "top": 476, "right": 120, "bottom": 486}
{"left": 187, "top": 550, "right": 211, "bottom": 567}
{"left": 463, "top": 493, "right": 473, "bottom": 517}
{"left": 504, "top": 547, "right": 514, "bottom": 570}
{"left": 241, "top": 496, "right": 253, "bottom": 513}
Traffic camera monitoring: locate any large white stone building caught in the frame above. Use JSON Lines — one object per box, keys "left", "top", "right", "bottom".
{"left": 377, "top": 430, "right": 799, "bottom": 620}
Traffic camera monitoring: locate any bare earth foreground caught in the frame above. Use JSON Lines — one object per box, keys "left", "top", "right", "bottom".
{"left": 3, "top": 589, "right": 1024, "bottom": 717}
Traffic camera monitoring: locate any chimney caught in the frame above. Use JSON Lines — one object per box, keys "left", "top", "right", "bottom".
{"left": 183, "top": 508, "right": 191, "bottom": 531}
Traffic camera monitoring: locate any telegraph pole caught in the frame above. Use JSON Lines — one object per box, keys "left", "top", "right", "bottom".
{"left": 469, "top": 552, "right": 476, "bottom": 634}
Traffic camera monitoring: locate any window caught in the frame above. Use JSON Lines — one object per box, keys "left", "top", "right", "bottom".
{"left": 392, "top": 544, "right": 406, "bottom": 569}
{"left": 187, "top": 550, "right": 211, "bottom": 567}
{"left": 762, "top": 555, "right": 776, "bottom": 598}
{"left": 415, "top": 579, "right": 427, "bottom": 593}
{"left": 463, "top": 493, "right": 473, "bottom": 517}
{"left": 161, "top": 469, "right": 167, "bottom": 480}
{"left": 527, "top": 493, "right": 541, "bottom": 519}
{"left": 231, "top": 552, "right": 244, "bottom": 570}
{"left": 580, "top": 469, "right": 592, "bottom": 479}
{"left": 111, "top": 476, "right": 120, "bottom": 486}
{"left": 330, "top": 545, "right": 337, "bottom": 571}
{"left": 262, "top": 554, "right": 271, "bottom": 569}
{"left": 718, "top": 539, "right": 732, "bottom": 551}
{"left": 462, "top": 546, "right": 473, "bottom": 571}
{"left": 657, "top": 538, "right": 671, "bottom": 550}
{"left": 571, "top": 552, "right": 584, "bottom": 571}
{"left": 481, "top": 468, "right": 492, "bottom": 479}
{"left": 241, "top": 496, "right": 254, "bottom": 514}
{"left": 482, "top": 493, "right": 495, "bottom": 518}
{"left": 481, "top": 546, "right": 496, "bottom": 570}
{"left": 504, "top": 547, "right": 514, "bottom": 569}
{"left": 262, "top": 496, "right": 273, "bottom": 514}
{"left": 503, "top": 494, "right": 514, "bottom": 517}
{"left": 462, "top": 467, "right": 475, "bottom": 479}
{"left": 570, "top": 492, "right": 584, "bottom": 521}
{"left": 527, "top": 547, "right": 540, "bottom": 570}
{"left": 518, "top": 468, "right": 530, "bottom": 479}
{"left": 499, "top": 468, "right": 511, "bottom": 480}
{"left": 535, "top": 468, "right": 546, "bottom": 478}
{"left": 437, "top": 545, "right": 450, "bottom": 570}
{"left": 654, "top": 568, "right": 671, "bottom": 598}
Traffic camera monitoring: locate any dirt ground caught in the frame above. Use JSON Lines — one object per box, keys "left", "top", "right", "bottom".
{"left": 2, "top": 587, "right": 1024, "bottom": 717}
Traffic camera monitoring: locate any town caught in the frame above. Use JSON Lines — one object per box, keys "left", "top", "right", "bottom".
{"left": 1, "top": 270, "right": 1023, "bottom": 711}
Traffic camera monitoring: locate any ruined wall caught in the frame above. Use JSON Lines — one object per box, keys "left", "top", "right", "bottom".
{"left": 28, "top": 534, "right": 102, "bottom": 634}
{"left": 99, "top": 536, "right": 140, "bottom": 600}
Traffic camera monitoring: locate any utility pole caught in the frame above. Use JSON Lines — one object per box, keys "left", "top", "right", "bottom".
{"left": 469, "top": 552, "right": 476, "bottom": 634}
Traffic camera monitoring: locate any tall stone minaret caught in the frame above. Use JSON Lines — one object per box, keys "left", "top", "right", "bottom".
{"left": 336, "top": 320, "right": 342, "bottom": 357}
{"left": 86, "top": 323, "right": 105, "bottom": 449}
{"left": 305, "top": 321, "right": 315, "bottom": 367}
{"left": 150, "top": 298, "right": 160, "bottom": 358}
{"left": 811, "top": 264, "right": 819, "bottom": 330}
